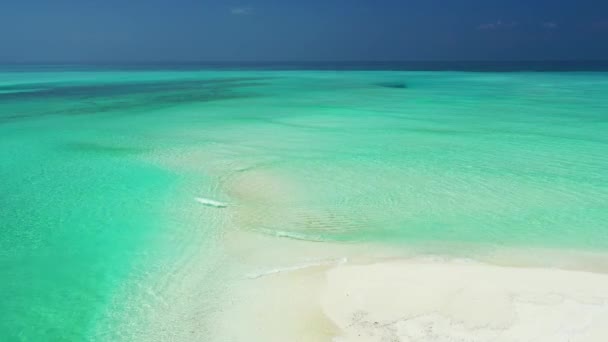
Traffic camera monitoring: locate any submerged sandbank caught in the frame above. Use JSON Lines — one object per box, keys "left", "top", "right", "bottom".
{"left": 135, "top": 146, "right": 608, "bottom": 342}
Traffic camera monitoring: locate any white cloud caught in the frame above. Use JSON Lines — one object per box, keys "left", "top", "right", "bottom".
{"left": 230, "top": 6, "right": 253, "bottom": 15}
{"left": 478, "top": 20, "right": 518, "bottom": 30}
{"left": 542, "top": 22, "right": 558, "bottom": 30}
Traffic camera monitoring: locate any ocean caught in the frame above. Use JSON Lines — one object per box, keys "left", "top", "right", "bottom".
{"left": 1, "top": 63, "right": 607, "bottom": 340}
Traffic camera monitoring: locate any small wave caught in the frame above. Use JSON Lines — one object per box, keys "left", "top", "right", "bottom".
{"left": 255, "top": 228, "right": 329, "bottom": 242}
{"left": 246, "top": 257, "right": 348, "bottom": 279}
{"left": 194, "top": 197, "right": 228, "bottom": 208}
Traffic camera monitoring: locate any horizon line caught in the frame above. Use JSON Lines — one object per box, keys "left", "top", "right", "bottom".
{"left": 2, "top": 59, "right": 608, "bottom": 65}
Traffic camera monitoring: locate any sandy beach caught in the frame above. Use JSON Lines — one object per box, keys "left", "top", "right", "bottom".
{"left": 189, "top": 229, "right": 607, "bottom": 342}
{"left": 323, "top": 259, "right": 608, "bottom": 342}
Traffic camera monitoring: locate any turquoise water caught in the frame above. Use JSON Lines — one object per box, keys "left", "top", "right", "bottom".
{"left": 1, "top": 66, "right": 608, "bottom": 340}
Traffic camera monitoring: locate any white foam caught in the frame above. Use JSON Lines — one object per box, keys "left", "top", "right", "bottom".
{"left": 255, "top": 228, "right": 326, "bottom": 242}
{"left": 194, "top": 197, "right": 228, "bottom": 208}
{"left": 246, "top": 257, "right": 348, "bottom": 279}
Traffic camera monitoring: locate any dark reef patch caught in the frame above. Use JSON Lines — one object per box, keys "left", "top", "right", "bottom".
{"left": 0, "top": 78, "right": 266, "bottom": 122}
{"left": 0, "top": 77, "right": 268, "bottom": 101}
{"left": 62, "top": 142, "right": 150, "bottom": 155}
{"left": 376, "top": 82, "right": 408, "bottom": 89}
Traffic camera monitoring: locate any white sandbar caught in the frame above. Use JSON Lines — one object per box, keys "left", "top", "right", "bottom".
{"left": 322, "top": 259, "right": 608, "bottom": 342}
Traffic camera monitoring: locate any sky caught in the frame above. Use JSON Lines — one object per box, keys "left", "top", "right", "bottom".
{"left": 1, "top": 0, "right": 607, "bottom": 62}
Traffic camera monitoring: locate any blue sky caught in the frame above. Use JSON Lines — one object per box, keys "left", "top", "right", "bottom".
{"left": 1, "top": 0, "right": 607, "bottom": 62}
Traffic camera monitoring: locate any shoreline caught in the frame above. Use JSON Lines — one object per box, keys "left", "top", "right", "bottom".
{"left": 209, "top": 231, "right": 608, "bottom": 342}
